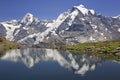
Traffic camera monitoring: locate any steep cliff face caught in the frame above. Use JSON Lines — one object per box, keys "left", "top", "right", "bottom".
{"left": 0, "top": 5, "right": 120, "bottom": 46}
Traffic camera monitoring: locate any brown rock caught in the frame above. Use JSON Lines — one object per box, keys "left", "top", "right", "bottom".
{"left": 116, "top": 47, "right": 120, "bottom": 50}
{"left": 115, "top": 52, "right": 120, "bottom": 57}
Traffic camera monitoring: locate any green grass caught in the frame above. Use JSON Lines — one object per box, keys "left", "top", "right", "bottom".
{"left": 60, "top": 40, "right": 120, "bottom": 52}
{"left": 60, "top": 40, "right": 120, "bottom": 60}
{"left": 0, "top": 35, "right": 25, "bottom": 55}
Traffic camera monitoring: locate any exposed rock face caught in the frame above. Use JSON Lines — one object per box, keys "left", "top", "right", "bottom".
{"left": 0, "top": 5, "right": 120, "bottom": 46}
{"left": 0, "top": 24, "right": 6, "bottom": 36}
{"left": 113, "top": 47, "right": 120, "bottom": 57}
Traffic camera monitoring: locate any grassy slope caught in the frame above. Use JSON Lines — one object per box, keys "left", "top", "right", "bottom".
{"left": 60, "top": 40, "right": 120, "bottom": 60}
{"left": 0, "top": 36, "right": 25, "bottom": 55}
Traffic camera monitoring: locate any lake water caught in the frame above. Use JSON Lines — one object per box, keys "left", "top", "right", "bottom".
{"left": 0, "top": 48, "right": 120, "bottom": 80}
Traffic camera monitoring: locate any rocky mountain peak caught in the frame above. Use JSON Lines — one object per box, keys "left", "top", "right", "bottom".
{"left": 113, "top": 15, "right": 120, "bottom": 19}
{"left": 73, "top": 4, "right": 95, "bottom": 15}
{"left": 76, "top": 4, "right": 86, "bottom": 9}
{"left": 21, "top": 13, "right": 34, "bottom": 25}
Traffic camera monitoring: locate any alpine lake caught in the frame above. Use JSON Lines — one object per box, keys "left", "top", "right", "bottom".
{"left": 0, "top": 48, "right": 120, "bottom": 80}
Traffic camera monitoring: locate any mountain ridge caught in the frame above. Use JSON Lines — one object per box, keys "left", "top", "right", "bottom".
{"left": 0, "top": 4, "right": 120, "bottom": 47}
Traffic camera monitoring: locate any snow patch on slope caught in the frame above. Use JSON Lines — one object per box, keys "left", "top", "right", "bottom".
{"left": 68, "top": 10, "right": 79, "bottom": 26}
{"left": 17, "top": 33, "right": 37, "bottom": 43}
{"left": 1, "top": 23, "right": 20, "bottom": 41}
{"left": 14, "top": 30, "right": 20, "bottom": 36}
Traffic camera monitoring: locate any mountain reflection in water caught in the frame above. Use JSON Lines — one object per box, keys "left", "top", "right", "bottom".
{"left": 0, "top": 48, "right": 104, "bottom": 76}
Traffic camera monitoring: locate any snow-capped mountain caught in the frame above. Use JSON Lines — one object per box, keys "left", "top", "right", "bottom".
{"left": 1, "top": 48, "right": 104, "bottom": 75}
{"left": 0, "top": 4, "right": 120, "bottom": 46}
{"left": 0, "top": 13, "right": 53, "bottom": 46}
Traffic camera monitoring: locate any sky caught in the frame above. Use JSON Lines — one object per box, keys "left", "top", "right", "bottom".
{"left": 0, "top": 0, "right": 120, "bottom": 21}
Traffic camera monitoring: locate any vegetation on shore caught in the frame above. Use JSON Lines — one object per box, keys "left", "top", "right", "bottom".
{"left": 60, "top": 40, "right": 120, "bottom": 60}
{"left": 0, "top": 36, "right": 25, "bottom": 56}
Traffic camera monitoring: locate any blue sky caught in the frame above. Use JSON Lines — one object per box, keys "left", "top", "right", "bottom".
{"left": 0, "top": 0, "right": 120, "bottom": 21}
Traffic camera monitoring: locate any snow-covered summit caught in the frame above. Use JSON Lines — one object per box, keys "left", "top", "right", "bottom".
{"left": 21, "top": 13, "right": 34, "bottom": 25}
{"left": 113, "top": 15, "right": 120, "bottom": 19}
{"left": 74, "top": 4, "right": 95, "bottom": 15}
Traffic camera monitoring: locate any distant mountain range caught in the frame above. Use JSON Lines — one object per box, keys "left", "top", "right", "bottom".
{"left": 0, "top": 4, "right": 120, "bottom": 46}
